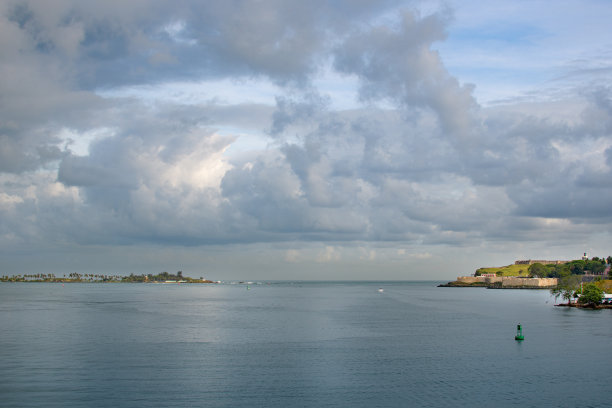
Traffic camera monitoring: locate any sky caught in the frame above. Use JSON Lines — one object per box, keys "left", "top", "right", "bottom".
{"left": 1, "top": 0, "right": 612, "bottom": 280}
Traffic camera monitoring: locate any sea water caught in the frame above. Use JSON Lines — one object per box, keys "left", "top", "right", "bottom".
{"left": 1, "top": 281, "right": 610, "bottom": 407}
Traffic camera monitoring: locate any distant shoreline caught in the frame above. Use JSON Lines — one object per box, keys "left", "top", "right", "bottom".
{"left": 0, "top": 278, "right": 217, "bottom": 284}
{"left": 0, "top": 271, "right": 218, "bottom": 284}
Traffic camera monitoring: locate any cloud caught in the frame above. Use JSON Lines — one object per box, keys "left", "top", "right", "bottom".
{"left": 316, "top": 246, "right": 341, "bottom": 263}
{"left": 52, "top": 110, "right": 237, "bottom": 244}
{"left": 1, "top": 1, "right": 612, "bottom": 278}
{"left": 333, "top": 11, "right": 477, "bottom": 138}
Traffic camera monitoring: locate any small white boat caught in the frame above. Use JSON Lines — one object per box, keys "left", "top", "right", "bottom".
{"left": 378, "top": 288, "right": 384, "bottom": 293}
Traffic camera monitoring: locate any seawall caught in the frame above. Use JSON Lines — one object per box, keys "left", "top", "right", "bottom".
{"left": 440, "top": 276, "right": 557, "bottom": 289}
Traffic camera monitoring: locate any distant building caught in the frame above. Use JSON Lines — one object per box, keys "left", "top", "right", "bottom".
{"left": 582, "top": 252, "right": 589, "bottom": 261}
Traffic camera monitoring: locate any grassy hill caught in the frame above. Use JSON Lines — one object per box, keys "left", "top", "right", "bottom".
{"left": 595, "top": 280, "right": 612, "bottom": 293}
{"left": 475, "top": 264, "right": 530, "bottom": 277}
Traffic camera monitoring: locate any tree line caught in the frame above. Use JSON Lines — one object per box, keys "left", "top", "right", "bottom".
{"left": 1, "top": 271, "right": 212, "bottom": 283}
{"left": 121, "top": 271, "right": 212, "bottom": 283}
{"left": 544, "top": 256, "right": 612, "bottom": 307}
{"left": 551, "top": 276, "right": 607, "bottom": 307}
{"left": 528, "top": 257, "right": 611, "bottom": 279}
{"left": 0, "top": 273, "right": 123, "bottom": 282}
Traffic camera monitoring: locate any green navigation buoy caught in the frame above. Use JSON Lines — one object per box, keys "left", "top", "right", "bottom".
{"left": 515, "top": 323, "right": 524, "bottom": 341}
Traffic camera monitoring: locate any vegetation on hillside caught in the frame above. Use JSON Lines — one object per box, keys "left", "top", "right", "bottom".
{"left": 550, "top": 277, "right": 610, "bottom": 307}
{"left": 476, "top": 256, "right": 610, "bottom": 279}
{"left": 551, "top": 275, "right": 582, "bottom": 305}
{"left": 594, "top": 280, "right": 612, "bottom": 293}
{"left": 474, "top": 264, "right": 530, "bottom": 277}
{"left": 121, "top": 271, "right": 213, "bottom": 283}
{"left": 528, "top": 258, "right": 609, "bottom": 279}
{"left": 577, "top": 283, "right": 604, "bottom": 306}
{"left": 473, "top": 256, "right": 611, "bottom": 307}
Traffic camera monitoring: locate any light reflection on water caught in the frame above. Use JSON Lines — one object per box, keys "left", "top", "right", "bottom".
{"left": 1, "top": 281, "right": 611, "bottom": 407}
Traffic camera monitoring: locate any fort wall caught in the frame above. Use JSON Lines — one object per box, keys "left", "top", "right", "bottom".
{"left": 454, "top": 276, "right": 557, "bottom": 288}
{"left": 514, "top": 260, "right": 569, "bottom": 265}
{"left": 500, "top": 277, "right": 557, "bottom": 288}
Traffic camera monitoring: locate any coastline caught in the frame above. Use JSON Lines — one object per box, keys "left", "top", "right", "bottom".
{"left": 1, "top": 272, "right": 216, "bottom": 284}
{"left": 554, "top": 303, "right": 612, "bottom": 309}
{"left": 0, "top": 279, "right": 217, "bottom": 284}
{"left": 439, "top": 276, "right": 558, "bottom": 289}
{"left": 438, "top": 283, "right": 552, "bottom": 289}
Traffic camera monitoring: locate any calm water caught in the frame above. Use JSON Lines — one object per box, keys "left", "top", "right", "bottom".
{"left": 1, "top": 281, "right": 611, "bottom": 407}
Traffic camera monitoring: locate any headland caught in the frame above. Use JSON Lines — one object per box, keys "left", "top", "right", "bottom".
{"left": 439, "top": 276, "right": 558, "bottom": 289}
{"left": 440, "top": 254, "right": 611, "bottom": 289}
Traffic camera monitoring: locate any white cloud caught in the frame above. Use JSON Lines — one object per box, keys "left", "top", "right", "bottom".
{"left": 2, "top": 0, "right": 612, "bottom": 279}
{"left": 0, "top": 192, "right": 24, "bottom": 209}
{"left": 316, "top": 246, "right": 342, "bottom": 263}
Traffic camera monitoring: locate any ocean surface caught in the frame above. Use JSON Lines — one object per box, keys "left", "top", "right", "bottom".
{"left": 1, "top": 281, "right": 611, "bottom": 407}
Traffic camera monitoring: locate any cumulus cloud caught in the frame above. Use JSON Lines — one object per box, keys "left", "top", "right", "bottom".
{"left": 1, "top": 0, "right": 612, "bottom": 277}
{"left": 333, "top": 11, "right": 477, "bottom": 138}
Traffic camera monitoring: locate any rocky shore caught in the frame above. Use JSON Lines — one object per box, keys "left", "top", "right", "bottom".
{"left": 554, "top": 303, "right": 612, "bottom": 309}
{"left": 438, "top": 281, "right": 487, "bottom": 287}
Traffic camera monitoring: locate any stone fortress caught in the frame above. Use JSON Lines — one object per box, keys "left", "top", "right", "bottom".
{"left": 449, "top": 253, "right": 596, "bottom": 288}
{"left": 454, "top": 275, "right": 558, "bottom": 288}
{"left": 514, "top": 252, "right": 589, "bottom": 266}
{"left": 514, "top": 259, "right": 568, "bottom": 265}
